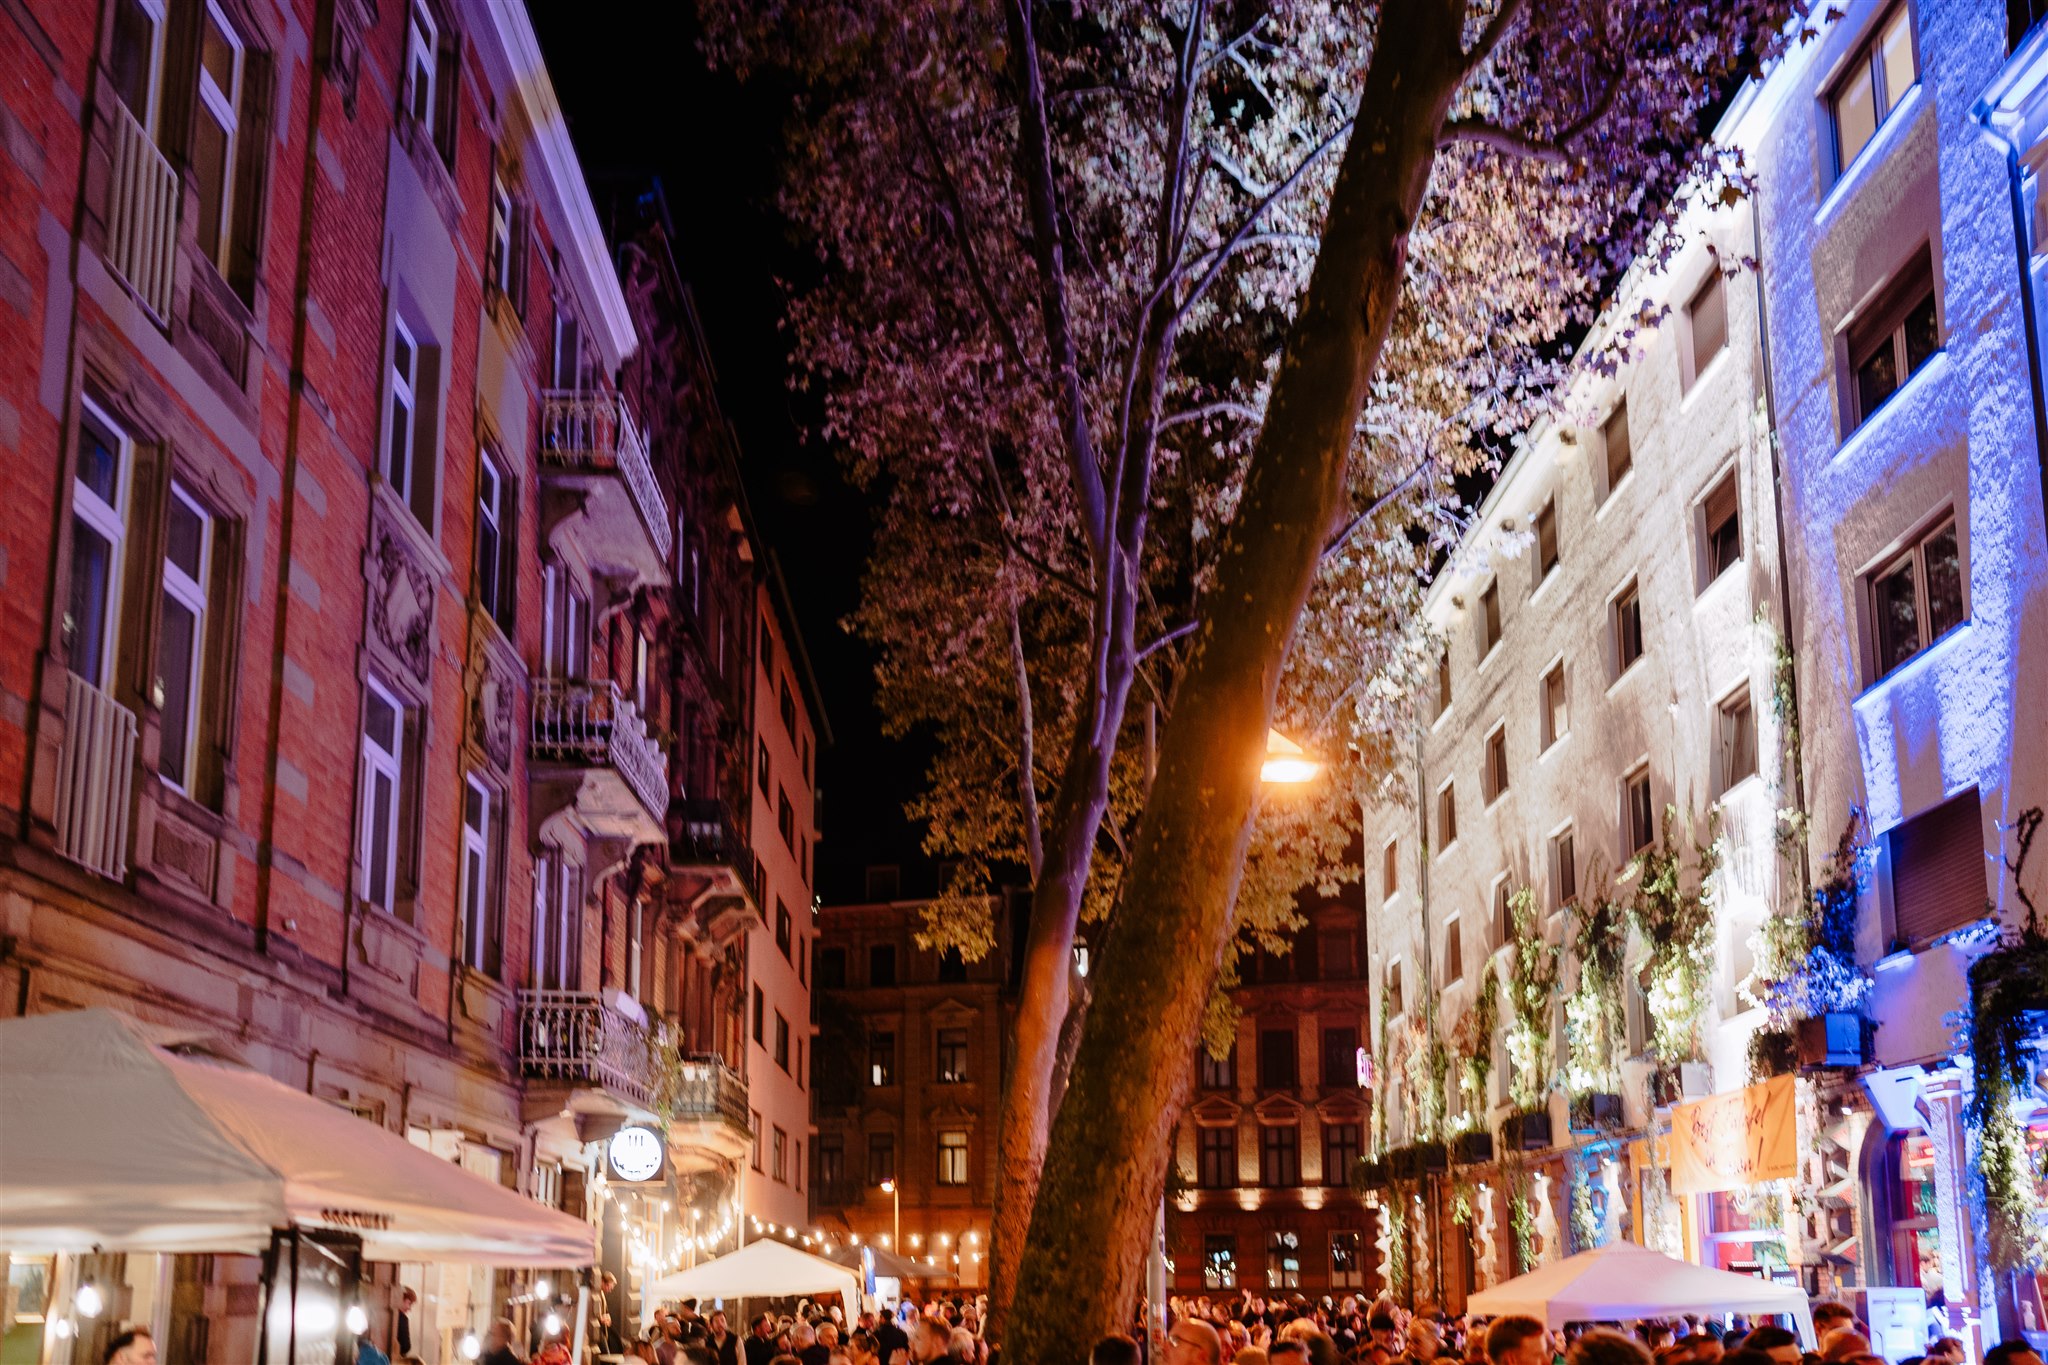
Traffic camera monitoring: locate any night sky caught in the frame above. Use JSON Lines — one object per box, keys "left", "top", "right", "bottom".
{"left": 529, "top": 3, "right": 930, "bottom": 903}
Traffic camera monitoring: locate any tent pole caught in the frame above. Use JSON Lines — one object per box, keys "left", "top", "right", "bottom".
{"left": 286, "top": 1228, "right": 300, "bottom": 1365}
{"left": 256, "top": 1232, "right": 279, "bottom": 1365}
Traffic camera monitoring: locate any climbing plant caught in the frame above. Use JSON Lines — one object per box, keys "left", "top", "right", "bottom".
{"left": 1506, "top": 886, "right": 1560, "bottom": 1110}
{"left": 1454, "top": 962, "right": 1502, "bottom": 1117}
{"left": 1749, "top": 811, "right": 1875, "bottom": 1029}
{"left": 1629, "top": 807, "right": 1720, "bottom": 1063}
{"left": 1565, "top": 865, "right": 1628, "bottom": 1095}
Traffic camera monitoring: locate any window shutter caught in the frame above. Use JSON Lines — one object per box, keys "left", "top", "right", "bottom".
{"left": 496, "top": 471, "right": 518, "bottom": 631}
{"left": 1890, "top": 789, "right": 1985, "bottom": 944}
{"left": 227, "top": 48, "right": 274, "bottom": 302}
{"left": 433, "top": 34, "right": 459, "bottom": 163}
{"left": 511, "top": 200, "right": 532, "bottom": 319}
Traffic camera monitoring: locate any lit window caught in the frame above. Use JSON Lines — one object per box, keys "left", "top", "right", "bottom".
{"left": 69, "top": 400, "right": 131, "bottom": 690}
{"left": 867, "top": 1031, "right": 895, "bottom": 1086}
{"left": 1330, "top": 1231, "right": 1364, "bottom": 1288}
{"left": 1717, "top": 691, "right": 1757, "bottom": 796}
{"left": 1540, "top": 663, "right": 1568, "bottom": 750}
{"left": 936, "top": 1028, "right": 968, "bottom": 1083}
{"left": 1204, "top": 1235, "right": 1237, "bottom": 1289}
{"left": 1847, "top": 250, "right": 1939, "bottom": 432}
{"left": 1612, "top": 580, "right": 1644, "bottom": 674}
{"left": 159, "top": 483, "right": 213, "bottom": 794}
{"left": 1868, "top": 515, "right": 1963, "bottom": 678}
{"left": 1686, "top": 273, "right": 1727, "bottom": 386}
{"left": 936, "top": 1130, "right": 969, "bottom": 1186}
{"left": 1603, "top": 401, "right": 1632, "bottom": 496}
{"left": 1831, "top": 7, "right": 1917, "bottom": 175}
{"left": 1264, "top": 1229, "right": 1301, "bottom": 1289}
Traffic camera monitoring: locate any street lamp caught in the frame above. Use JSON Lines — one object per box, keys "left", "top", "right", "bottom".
{"left": 1260, "top": 728, "right": 1321, "bottom": 784}
{"left": 879, "top": 1178, "right": 900, "bottom": 1255}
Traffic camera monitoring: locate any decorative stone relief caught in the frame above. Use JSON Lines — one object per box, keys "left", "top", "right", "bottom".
{"left": 368, "top": 508, "right": 434, "bottom": 685}
{"left": 467, "top": 627, "right": 520, "bottom": 776}
{"left": 152, "top": 814, "right": 217, "bottom": 899}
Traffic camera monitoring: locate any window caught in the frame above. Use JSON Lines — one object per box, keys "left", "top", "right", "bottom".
{"left": 1535, "top": 499, "right": 1559, "bottom": 581}
{"left": 458, "top": 775, "right": 501, "bottom": 975}
{"left": 2014, "top": 0, "right": 2048, "bottom": 52}
{"left": 1200, "top": 1046, "right": 1236, "bottom": 1091}
{"left": 1258, "top": 1028, "right": 1297, "bottom": 1089}
{"left": 1384, "top": 958, "right": 1404, "bottom": 1019}
{"left": 818, "top": 1136, "right": 844, "bottom": 1191}
{"left": 541, "top": 565, "right": 589, "bottom": 678}
{"left": 485, "top": 174, "right": 529, "bottom": 313}
{"left": 1868, "top": 515, "right": 1963, "bottom": 677}
{"left": 1702, "top": 470, "right": 1742, "bottom": 584}
{"left": 750, "top": 1110, "right": 762, "bottom": 1170}
{"left": 474, "top": 447, "right": 515, "bottom": 629}
{"left": 624, "top": 897, "right": 643, "bottom": 1001}
{"left": 357, "top": 677, "right": 406, "bottom": 913}
{"left": 1479, "top": 581, "right": 1502, "bottom": 659}
{"left": 1331, "top": 1231, "right": 1364, "bottom": 1288}
{"left": 777, "top": 788, "right": 795, "bottom": 850}
{"left": 157, "top": 482, "right": 213, "bottom": 793}
{"left": 383, "top": 316, "right": 436, "bottom": 525}
{"left": 937, "top": 947, "right": 967, "bottom": 983}
{"left": 1319, "top": 928, "right": 1356, "bottom": 980}
{"left": 757, "top": 738, "right": 770, "bottom": 793}
{"left": 1624, "top": 766, "right": 1655, "bottom": 856}
{"left": 190, "top": 2, "right": 243, "bottom": 272}
{"left": 1685, "top": 273, "right": 1727, "bottom": 386}
{"left": 772, "top": 1126, "right": 788, "bottom": 1183}
{"left": 1437, "top": 651, "right": 1452, "bottom": 717}
{"left": 108, "top": 0, "right": 169, "bottom": 131}
{"left": 1717, "top": 691, "right": 1757, "bottom": 796}
{"left": 1613, "top": 580, "right": 1644, "bottom": 674}
{"left": 867, "top": 1132, "right": 894, "bottom": 1185}
{"left": 751, "top": 987, "right": 764, "bottom": 1044}
{"left": 773, "top": 1012, "right": 790, "bottom": 1072}
{"left": 69, "top": 400, "right": 130, "bottom": 690}
{"left": 1321, "top": 1026, "right": 1360, "bottom": 1087}
{"left": 1832, "top": 6, "right": 1917, "bottom": 175}
{"left": 867, "top": 1031, "right": 895, "bottom": 1086}
{"left": 1324, "top": 1124, "right": 1362, "bottom": 1186}
{"left": 1484, "top": 727, "right": 1509, "bottom": 804}
{"left": 816, "top": 946, "right": 846, "bottom": 990}
{"left": 1265, "top": 1230, "right": 1302, "bottom": 1289}
{"left": 1204, "top": 1235, "right": 1238, "bottom": 1290}
{"left": 937, "top": 1130, "right": 969, "bottom": 1186}
{"left": 869, "top": 943, "right": 897, "bottom": 987}
{"left": 1260, "top": 1124, "right": 1300, "bottom": 1188}
{"left": 1603, "top": 401, "right": 1633, "bottom": 496}
{"left": 1198, "top": 1127, "right": 1236, "bottom": 1189}
{"left": 1437, "top": 782, "right": 1458, "bottom": 849}
{"left": 1383, "top": 840, "right": 1399, "bottom": 902}
{"left": 1541, "top": 663, "right": 1568, "bottom": 750}
{"left": 775, "top": 899, "right": 793, "bottom": 959}
{"left": 802, "top": 734, "right": 812, "bottom": 784}
{"left": 936, "top": 1028, "right": 968, "bottom": 1083}
{"left": 532, "top": 850, "right": 581, "bottom": 990}
{"left": 1889, "top": 788, "right": 1984, "bottom": 945}
{"left": 778, "top": 676, "right": 796, "bottom": 733}
{"left": 1493, "top": 879, "right": 1514, "bottom": 947}
{"left": 1443, "top": 916, "right": 1464, "bottom": 984}
{"left": 1847, "top": 251, "right": 1940, "bottom": 432}
{"left": 1554, "top": 829, "right": 1578, "bottom": 908}
{"left": 404, "top": 3, "right": 436, "bottom": 126}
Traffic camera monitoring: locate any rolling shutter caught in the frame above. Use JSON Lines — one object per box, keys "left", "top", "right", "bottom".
{"left": 1890, "top": 788, "right": 1985, "bottom": 944}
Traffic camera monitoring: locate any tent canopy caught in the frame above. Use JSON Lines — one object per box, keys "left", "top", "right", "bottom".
{"left": 1466, "top": 1242, "right": 1817, "bottom": 1346}
{"left": 0, "top": 1009, "right": 594, "bottom": 1266}
{"left": 650, "top": 1240, "right": 863, "bottom": 1308}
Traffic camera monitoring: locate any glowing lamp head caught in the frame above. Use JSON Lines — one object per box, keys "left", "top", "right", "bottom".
{"left": 534, "top": 1277, "right": 550, "bottom": 1298}
{"left": 74, "top": 1282, "right": 103, "bottom": 1319}
{"left": 544, "top": 1312, "right": 564, "bottom": 1337}
{"left": 1260, "top": 729, "right": 1320, "bottom": 784}
{"left": 346, "top": 1304, "right": 370, "bottom": 1335}
{"left": 879, "top": 1179, "right": 895, "bottom": 1194}
{"left": 461, "top": 1332, "right": 483, "bottom": 1360}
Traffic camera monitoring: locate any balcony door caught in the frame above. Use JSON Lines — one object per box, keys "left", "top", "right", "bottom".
{"left": 533, "top": 850, "right": 583, "bottom": 992}
{"left": 106, "top": 0, "right": 170, "bottom": 136}
{"left": 541, "top": 563, "right": 589, "bottom": 680}
{"left": 68, "top": 399, "right": 132, "bottom": 692}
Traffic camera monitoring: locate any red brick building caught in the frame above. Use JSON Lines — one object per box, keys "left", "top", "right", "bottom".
{"left": 0, "top": 1, "right": 807, "bottom": 1359}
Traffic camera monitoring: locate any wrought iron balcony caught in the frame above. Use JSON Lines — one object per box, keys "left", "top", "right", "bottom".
{"left": 539, "top": 389, "right": 673, "bottom": 585}
{"left": 668, "top": 797, "right": 763, "bottom": 944}
{"left": 530, "top": 677, "right": 668, "bottom": 843}
{"left": 105, "top": 98, "right": 180, "bottom": 321}
{"left": 518, "top": 989, "right": 659, "bottom": 1108}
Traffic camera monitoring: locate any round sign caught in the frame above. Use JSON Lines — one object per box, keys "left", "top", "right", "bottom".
{"left": 608, "top": 1126, "right": 663, "bottom": 1182}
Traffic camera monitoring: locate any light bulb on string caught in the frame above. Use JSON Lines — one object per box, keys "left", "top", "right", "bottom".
{"left": 535, "top": 1278, "right": 551, "bottom": 1298}
{"left": 74, "top": 1282, "right": 103, "bottom": 1319}
{"left": 461, "top": 1331, "right": 483, "bottom": 1360}
{"left": 346, "top": 1304, "right": 370, "bottom": 1334}
{"left": 544, "top": 1312, "right": 563, "bottom": 1336}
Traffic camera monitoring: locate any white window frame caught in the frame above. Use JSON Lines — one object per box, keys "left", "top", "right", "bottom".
{"left": 115, "top": 0, "right": 172, "bottom": 134}
{"left": 936, "top": 1130, "right": 969, "bottom": 1186}
{"left": 385, "top": 315, "right": 420, "bottom": 501}
{"left": 358, "top": 676, "right": 404, "bottom": 913}
{"left": 72, "top": 397, "right": 133, "bottom": 689}
{"left": 194, "top": 0, "right": 243, "bottom": 270}
{"left": 475, "top": 447, "right": 504, "bottom": 619}
{"left": 159, "top": 481, "right": 213, "bottom": 795}
{"left": 533, "top": 849, "right": 581, "bottom": 991}
{"left": 1829, "top": 5, "right": 1917, "bottom": 180}
{"left": 405, "top": 2, "right": 436, "bottom": 128}
{"left": 458, "top": 773, "right": 494, "bottom": 972}
{"left": 487, "top": 174, "right": 514, "bottom": 297}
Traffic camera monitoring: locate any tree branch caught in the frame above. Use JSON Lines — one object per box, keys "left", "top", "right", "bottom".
{"left": 1462, "top": 0, "right": 1530, "bottom": 73}
{"left": 1172, "top": 117, "right": 1353, "bottom": 327}
{"left": 906, "top": 95, "right": 1037, "bottom": 377}
{"left": 1319, "top": 454, "right": 1436, "bottom": 562}
{"left": 1137, "top": 619, "right": 1200, "bottom": 662}
{"left": 1160, "top": 400, "right": 1263, "bottom": 430}
{"left": 1009, "top": 596, "right": 1046, "bottom": 880}
{"left": 976, "top": 444, "right": 1097, "bottom": 602}
{"left": 1444, "top": 45, "right": 1625, "bottom": 163}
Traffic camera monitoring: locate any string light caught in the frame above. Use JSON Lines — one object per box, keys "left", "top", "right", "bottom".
{"left": 74, "top": 1283, "right": 103, "bottom": 1319}
{"left": 460, "top": 1332, "right": 483, "bottom": 1360}
{"left": 346, "top": 1305, "right": 370, "bottom": 1335}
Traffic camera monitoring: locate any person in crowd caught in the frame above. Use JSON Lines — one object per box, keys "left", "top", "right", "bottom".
{"left": 948, "top": 1326, "right": 981, "bottom": 1365}
{"left": 749, "top": 1314, "right": 784, "bottom": 1365}
{"left": 877, "top": 1309, "right": 911, "bottom": 1365}
{"left": 1169, "top": 1321, "right": 1226, "bottom": 1365}
{"left": 849, "top": 1331, "right": 882, "bottom": 1365}
{"left": 1571, "top": 1331, "right": 1655, "bottom": 1365}
{"left": 592, "top": 1272, "right": 620, "bottom": 1356}
{"left": 395, "top": 1287, "right": 416, "bottom": 1359}
{"left": 1984, "top": 1343, "right": 2045, "bottom": 1365}
{"left": 1810, "top": 1309, "right": 1853, "bottom": 1340}
{"left": 478, "top": 1318, "right": 523, "bottom": 1365}
{"left": 1372, "top": 1315, "right": 1406, "bottom": 1359}
{"left": 1720, "top": 1349, "right": 1778, "bottom": 1365}
{"left": 1739, "top": 1328, "right": 1801, "bottom": 1365}
{"left": 103, "top": 1330, "right": 157, "bottom": 1365}
{"left": 1820, "top": 1330, "right": 1870, "bottom": 1362}
{"left": 1268, "top": 1339, "right": 1311, "bottom": 1365}
{"left": 708, "top": 1311, "right": 740, "bottom": 1365}
{"left": 681, "top": 1344, "right": 720, "bottom": 1365}
{"left": 910, "top": 1314, "right": 954, "bottom": 1365}
{"left": 1682, "top": 1333, "right": 1725, "bottom": 1365}
{"left": 1928, "top": 1341, "right": 1966, "bottom": 1365}
{"left": 1093, "top": 1334, "right": 1144, "bottom": 1365}
{"left": 1486, "top": 1317, "right": 1550, "bottom": 1365}
{"left": 1403, "top": 1319, "right": 1446, "bottom": 1365}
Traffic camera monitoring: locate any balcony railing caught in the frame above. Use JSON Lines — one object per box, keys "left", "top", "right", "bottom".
{"left": 105, "top": 98, "right": 179, "bottom": 320}
{"left": 55, "top": 671, "right": 136, "bottom": 880}
{"left": 531, "top": 677, "right": 668, "bottom": 824}
{"left": 672, "top": 796, "right": 762, "bottom": 905}
{"left": 671, "top": 1051, "right": 752, "bottom": 1131}
{"left": 518, "top": 990, "right": 657, "bottom": 1107}
{"left": 539, "top": 389, "right": 673, "bottom": 564}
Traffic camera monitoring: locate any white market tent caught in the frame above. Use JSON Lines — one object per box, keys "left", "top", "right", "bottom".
{"left": 1466, "top": 1241, "right": 1818, "bottom": 1346}
{"left": 649, "top": 1240, "right": 864, "bottom": 1309}
{"left": 0, "top": 1008, "right": 594, "bottom": 1266}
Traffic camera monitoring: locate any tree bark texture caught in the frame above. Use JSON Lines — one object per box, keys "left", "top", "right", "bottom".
{"left": 1001, "top": 5, "right": 1475, "bottom": 1358}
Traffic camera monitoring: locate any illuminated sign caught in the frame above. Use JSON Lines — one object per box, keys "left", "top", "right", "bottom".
{"left": 1355, "top": 1047, "right": 1374, "bottom": 1089}
{"left": 608, "top": 1126, "right": 665, "bottom": 1183}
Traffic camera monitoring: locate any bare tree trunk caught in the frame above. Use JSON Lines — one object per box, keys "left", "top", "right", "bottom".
{"left": 1000, "top": 5, "right": 1474, "bottom": 1357}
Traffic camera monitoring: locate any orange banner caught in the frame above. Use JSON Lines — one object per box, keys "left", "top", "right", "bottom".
{"left": 1669, "top": 1073, "right": 1797, "bottom": 1195}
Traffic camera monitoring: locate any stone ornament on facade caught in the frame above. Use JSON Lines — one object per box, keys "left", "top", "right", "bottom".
{"left": 368, "top": 513, "right": 435, "bottom": 686}
{"left": 468, "top": 628, "right": 521, "bottom": 776}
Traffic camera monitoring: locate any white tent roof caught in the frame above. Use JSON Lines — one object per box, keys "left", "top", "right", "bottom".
{"left": 0, "top": 1009, "right": 594, "bottom": 1266}
{"left": 650, "top": 1240, "right": 863, "bottom": 1307}
{"left": 1466, "top": 1241, "right": 1817, "bottom": 1345}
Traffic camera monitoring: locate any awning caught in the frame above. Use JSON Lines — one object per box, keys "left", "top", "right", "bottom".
{"left": 1465, "top": 1240, "right": 1817, "bottom": 1345}
{"left": 0, "top": 1009, "right": 594, "bottom": 1266}
{"left": 648, "top": 1240, "right": 863, "bottom": 1307}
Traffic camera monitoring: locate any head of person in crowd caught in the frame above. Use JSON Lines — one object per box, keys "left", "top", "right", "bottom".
{"left": 1236, "top": 1350, "right": 1270, "bottom": 1365}
{"left": 1573, "top": 1331, "right": 1656, "bottom": 1365}
{"left": 1373, "top": 1315, "right": 1404, "bottom": 1355}
{"left": 1810, "top": 1308, "right": 1853, "bottom": 1338}
{"left": 910, "top": 1314, "right": 953, "bottom": 1365}
{"left": 1410, "top": 1319, "right": 1445, "bottom": 1362}
{"left": 1928, "top": 1342, "right": 1966, "bottom": 1365}
{"left": 1820, "top": 1331, "right": 1870, "bottom": 1363}
{"left": 1984, "top": 1343, "right": 2045, "bottom": 1365}
{"left": 1642, "top": 1327, "right": 1675, "bottom": 1353}
{"left": 104, "top": 1330, "right": 158, "bottom": 1365}
{"left": 1683, "top": 1334, "right": 1725, "bottom": 1365}
{"left": 682, "top": 1346, "right": 720, "bottom": 1365}
{"left": 1268, "top": 1341, "right": 1311, "bottom": 1365}
{"left": 850, "top": 1332, "right": 881, "bottom": 1365}
{"left": 949, "top": 1327, "right": 980, "bottom": 1364}
{"left": 1486, "top": 1317, "right": 1550, "bottom": 1365}
{"left": 1169, "top": 1320, "right": 1226, "bottom": 1365}
{"left": 1093, "top": 1334, "right": 1144, "bottom": 1365}
{"left": 1657, "top": 1345, "right": 1695, "bottom": 1365}
{"left": 1739, "top": 1328, "right": 1801, "bottom": 1365}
